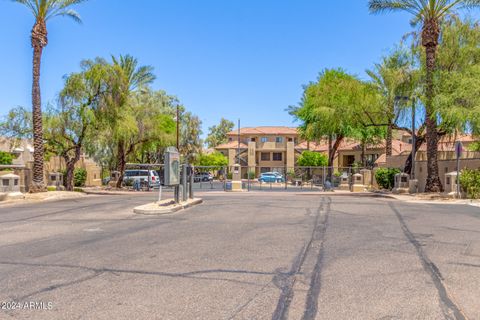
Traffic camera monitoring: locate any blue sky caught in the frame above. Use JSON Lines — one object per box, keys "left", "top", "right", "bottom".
{"left": 0, "top": 1, "right": 414, "bottom": 136}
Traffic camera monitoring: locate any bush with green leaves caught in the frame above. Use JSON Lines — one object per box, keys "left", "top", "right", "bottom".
{"left": 297, "top": 151, "right": 328, "bottom": 167}
{"left": 74, "top": 168, "right": 87, "bottom": 187}
{"left": 194, "top": 152, "right": 228, "bottom": 169}
{"left": 375, "top": 168, "right": 401, "bottom": 190}
{"left": 246, "top": 171, "right": 255, "bottom": 179}
{"left": 460, "top": 169, "right": 480, "bottom": 199}
{"left": 0, "top": 151, "right": 13, "bottom": 165}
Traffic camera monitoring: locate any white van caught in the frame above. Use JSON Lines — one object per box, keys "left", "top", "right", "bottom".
{"left": 123, "top": 170, "right": 160, "bottom": 188}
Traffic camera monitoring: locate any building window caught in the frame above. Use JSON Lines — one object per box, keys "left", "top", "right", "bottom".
{"left": 276, "top": 137, "right": 283, "bottom": 143}
{"left": 273, "top": 153, "right": 283, "bottom": 161}
{"left": 229, "top": 137, "right": 233, "bottom": 142}
{"left": 288, "top": 138, "right": 293, "bottom": 142}
{"left": 261, "top": 137, "right": 268, "bottom": 143}
{"left": 261, "top": 153, "right": 270, "bottom": 161}
{"left": 251, "top": 137, "right": 256, "bottom": 142}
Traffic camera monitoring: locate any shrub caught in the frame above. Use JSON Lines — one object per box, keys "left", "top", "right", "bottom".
{"left": 375, "top": 168, "right": 401, "bottom": 190}
{"left": 74, "top": 168, "right": 87, "bottom": 187}
{"left": 297, "top": 151, "right": 328, "bottom": 167}
{"left": 244, "top": 171, "right": 255, "bottom": 180}
{"left": 226, "top": 172, "right": 233, "bottom": 180}
{"left": 460, "top": 169, "right": 480, "bottom": 199}
{"left": 0, "top": 151, "right": 13, "bottom": 166}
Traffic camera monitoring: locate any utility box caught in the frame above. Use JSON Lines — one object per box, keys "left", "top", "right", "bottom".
{"left": 445, "top": 171, "right": 461, "bottom": 198}
{"left": 393, "top": 173, "right": 410, "bottom": 194}
{"left": 338, "top": 173, "right": 350, "bottom": 191}
{"left": 360, "top": 169, "right": 372, "bottom": 188}
{"left": 164, "top": 147, "right": 180, "bottom": 186}
{"left": 48, "top": 172, "right": 64, "bottom": 187}
{"left": 229, "top": 164, "right": 244, "bottom": 192}
{"left": 1, "top": 173, "right": 20, "bottom": 193}
{"left": 351, "top": 173, "right": 365, "bottom": 192}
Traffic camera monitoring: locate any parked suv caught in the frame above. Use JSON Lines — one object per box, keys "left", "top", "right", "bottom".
{"left": 258, "top": 172, "right": 285, "bottom": 183}
{"left": 123, "top": 170, "right": 160, "bottom": 188}
{"left": 194, "top": 172, "right": 213, "bottom": 182}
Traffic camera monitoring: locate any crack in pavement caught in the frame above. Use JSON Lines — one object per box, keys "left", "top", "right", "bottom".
{"left": 388, "top": 202, "right": 468, "bottom": 320}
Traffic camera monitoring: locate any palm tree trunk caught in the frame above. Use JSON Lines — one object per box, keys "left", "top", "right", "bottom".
{"left": 386, "top": 119, "right": 393, "bottom": 157}
{"left": 116, "top": 141, "right": 126, "bottom": 189}
{"left": 361, "top": 141, "right": 366, "bottom": 168}
{"left": 30, "top": 20, "right": 48, "bottom": 193}
{"left": 423, "top": 20, "right": 443, "bottom": 192}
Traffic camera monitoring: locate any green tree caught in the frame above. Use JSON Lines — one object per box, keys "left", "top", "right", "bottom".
{"left": 297, "top": 151, "right": 328, "bottom": 167}
{"left": 290, "top": 69, "right": 372, "bottom": 168}
{"left": 194, "top": 152, "right": 228, "bottom": 168}
{"left": 369, "top": 0, "right": 480, "bottom": 192}
{"left": 179, "top": 111, "right": 203, "bottom": 163}
{"left": 102, "top": 55, "right": 156, "bottom": 188}
{"left": 205, "top": 118, "right": 235, "bottom": 148}
{"left": 0, "top": 152, "right": 13, "bottom": 166}
{"left": 43, "top": 59, "right": 109, "bottom": 191}
{"left": 12, "top": 0, "right": 87, "bottom": 192}
{"left": 365, "top": 47, "right": 415, "bottom": 156}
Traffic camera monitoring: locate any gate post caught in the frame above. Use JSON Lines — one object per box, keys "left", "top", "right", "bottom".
{"left": 182, "top": 164, "right": 188, "bottom": 202}
{"left": 189, "top": 165, "right": 194, "bottom": 199}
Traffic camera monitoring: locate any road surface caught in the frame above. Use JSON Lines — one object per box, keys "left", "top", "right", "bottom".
{"left": 0, "top": 192, "right": 479, "bottom": 319}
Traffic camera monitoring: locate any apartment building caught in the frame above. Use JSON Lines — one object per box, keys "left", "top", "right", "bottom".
{"left": 215, "top": 127, "right": 298, "bottom": 175}
{"left": 215, "top": 126, "right": 414, "bottom": 177}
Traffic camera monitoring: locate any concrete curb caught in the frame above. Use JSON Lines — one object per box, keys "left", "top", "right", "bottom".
{"left": 83, "top": 189, "right": 158, "bottom": 196}
{"left": 133, "top": 198, "right": 203, "bottom": 215}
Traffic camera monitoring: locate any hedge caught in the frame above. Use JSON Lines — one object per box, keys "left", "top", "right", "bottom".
{"left": 459, "top": 169, "right": 480, "bottom": 199}
{"left": 375, "top": 168, "right": 401, "bottom": 190}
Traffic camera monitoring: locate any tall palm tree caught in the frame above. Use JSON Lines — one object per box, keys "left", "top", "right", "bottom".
{"left": 366, "top": 48, "right": 412, "bottom": 156}
{"left": 109, "top": 55, "right": 156, "bottom": 188}
{"left": 13, "top": 0, "right": 87, "bottom": 192}
{"left": 369, "top": 0, "right": 480, "bottom": 192}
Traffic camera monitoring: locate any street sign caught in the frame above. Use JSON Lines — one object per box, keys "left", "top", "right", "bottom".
{"left": 455, "top": 141, "right": 463, "bottom": 159}
{"left": 164, "top": 147, "right": 180, "bottom": 186}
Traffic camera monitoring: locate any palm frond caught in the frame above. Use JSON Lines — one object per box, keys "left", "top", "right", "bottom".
{"left": 13, "top": 0, "right": 86, "bottom": 22}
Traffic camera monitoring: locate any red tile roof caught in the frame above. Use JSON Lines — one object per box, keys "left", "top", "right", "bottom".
{"left": 227, "top": 126, "right": 298, "bottom": 136}
{"left": 215, "top": 141, "right": 248, "bottom": 150}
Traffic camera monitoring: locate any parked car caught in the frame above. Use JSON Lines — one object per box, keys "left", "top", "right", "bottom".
{"left": 194, "top": 172, "right": 213, "bottom": 182}
{"left": 123, "top": 170, "right": 161, "bottom": 188}
{"left": 258, "top": 172, "right": 285, "bottom": 183}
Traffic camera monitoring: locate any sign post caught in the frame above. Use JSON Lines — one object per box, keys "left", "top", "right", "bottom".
{"left": 455, "top": 141, "right": 463, "bottom": 199}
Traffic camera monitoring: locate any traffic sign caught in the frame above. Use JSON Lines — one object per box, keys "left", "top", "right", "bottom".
{"left": 455, "top": 141, "right": 463, "bottom": 159}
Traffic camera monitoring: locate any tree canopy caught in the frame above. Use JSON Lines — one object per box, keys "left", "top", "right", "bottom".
{"left": 205, "top": 118, "right": 235, "bottom": 148}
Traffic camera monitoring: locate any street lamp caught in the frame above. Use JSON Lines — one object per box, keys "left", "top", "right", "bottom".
{"left": 395, "top": 96, "right": 416, "bottom": 180}
{"left": 176, "top": 105, "right": 180, "bottom": 151}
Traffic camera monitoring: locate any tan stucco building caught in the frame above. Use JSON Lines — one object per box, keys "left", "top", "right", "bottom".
{"left": 215, "top": 126, "right": 409, "bottom": 176}
{"left": 0, "top": 137, "right": 102, "bottom": 189}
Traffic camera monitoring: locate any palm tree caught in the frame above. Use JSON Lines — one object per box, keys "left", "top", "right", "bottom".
{"left": 13, "top": 0, "right": 87, "bottom": 192}
{"left": 366, "top": 48, "right": 412, "bottom": 156}
{"left": 369, "top": 0, "right": 480, "bottom": 192}
{"left": 109, "top": 55, "right": 156, "bottom": 188}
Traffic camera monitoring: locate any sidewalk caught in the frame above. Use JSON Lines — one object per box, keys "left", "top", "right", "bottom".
{"left": 378, "top": 191, "right": 480, "bottom": 206}
{"left": 0, "top": 191, "right": 87, "bottom": 207}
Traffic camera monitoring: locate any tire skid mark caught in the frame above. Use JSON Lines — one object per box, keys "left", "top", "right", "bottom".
{"left": 272, "top": 197, "right": 329, "bottom": 320}
{"left": 388, "top": 202, "right": 468, "bottom": 320}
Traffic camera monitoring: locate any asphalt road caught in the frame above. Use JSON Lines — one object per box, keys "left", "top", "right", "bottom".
{"left": 0, "top": 192, "right": 479, "bottom": 320}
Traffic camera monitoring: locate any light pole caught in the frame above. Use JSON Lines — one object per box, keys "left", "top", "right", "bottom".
{"left": 176, "top": 105, "right": 180, "bottom": 150}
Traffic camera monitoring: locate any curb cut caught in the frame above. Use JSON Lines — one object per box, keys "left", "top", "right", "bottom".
{"left": 133, "top": 199, "right": 203, "bottom": 215}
